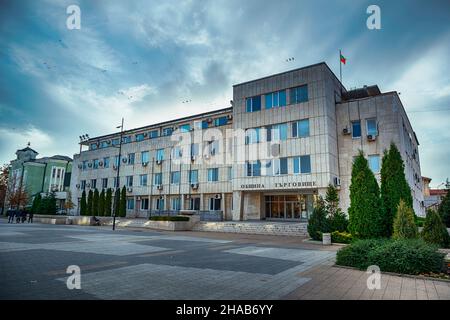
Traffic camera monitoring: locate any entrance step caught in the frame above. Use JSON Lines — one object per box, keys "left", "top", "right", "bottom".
{"left": 192, "top": 221, "right": 308, "bottom": 237}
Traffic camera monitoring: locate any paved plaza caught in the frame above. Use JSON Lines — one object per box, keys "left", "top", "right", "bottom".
{"left": 1, "top": 221, "right": 449, "bottom": 300}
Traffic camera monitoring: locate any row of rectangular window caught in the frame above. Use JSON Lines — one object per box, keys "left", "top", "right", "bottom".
{"left": 246, "top": 85, "right": 308, "bottom": 113}
{"left": 246, "top": 155, "right": 311, "bottom": 177}
{"left": 126, "top": 196, "right": 222, "bottom": 211}
{"left": 90, "top": 116, "right": 230, "bottom": 150}
{"left": 80, "top": 167, "right": 233, "bottom": 190}
{"left": 245, "top": 119, "right": 310, "bottom": 144}
{"left": 351, "top": 119, "right": 378, "bottom": 138}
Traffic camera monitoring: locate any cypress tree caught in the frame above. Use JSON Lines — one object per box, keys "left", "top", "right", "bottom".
{"left": 114, "top": 188, "right": 120, "bottom": 217}
{"left": 325, "top": 184, "right": 348, "bottom": 232}
{"left": 421, "top": 209, "right": 450, "bottom": 248}
{"left": 380, "top": 143, "right": 413, "bottom": 237}
{"left": 87, "top": 190, "right": 93, "bottom": 216}
{"left": 438, "top": 187, "right": 450, "bottom": 227}
{"left": 307, "top": 197, "right": 329, "bottom": 240}
{"left": 105, "top": 188, "right": 112, "bottom": 216}
{"left": 31, "top": 194, "right": 42, "bottom": 214}
{"left": 93, "top": 189, "right": 99, "bottom": 216}
{"left": 98, "top": 189, "right": 105, "bottom": 217}
{"left": 80, "top": 190, "right": 87, "bottom": 216}
{"left": 120, "top": 186, "right": 127, "bottom": 217}
{"left": 393, "top": 199, "right": 418, "bottom": 239}
{"left": 348, "top": 150, "right": 383, "bottom": 239}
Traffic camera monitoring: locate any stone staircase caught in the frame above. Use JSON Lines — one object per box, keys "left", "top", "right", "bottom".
{"left": 192, "top": 221, "right": 309, "bottom": 237}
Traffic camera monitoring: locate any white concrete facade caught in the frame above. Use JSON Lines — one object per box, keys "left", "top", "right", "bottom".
{"left": 70, "top": 62, "right": 424, "bottom": 220}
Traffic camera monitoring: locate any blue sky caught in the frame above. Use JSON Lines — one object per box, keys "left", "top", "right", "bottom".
{"left": 0, "top": 0, "right": 449, "bottom": 187}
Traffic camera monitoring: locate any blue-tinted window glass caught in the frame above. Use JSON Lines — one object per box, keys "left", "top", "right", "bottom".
{"left": 135, "top": 133, "right": 145, "bottom": 142}
{"left": 367, "top": 119, "right": 377, "bottom": 136}
{"left": 214, "top": 116, "right": 228, "bottom": 126}
{"left": 154, "top": 173, "right": 162, "bottom": 185}
{"left": 294, "top": 119, "right": 309, "bottom": 138}
{"left": 201, "top": 120, "right": 209, "bottom": 129}
{"left": 179, "top": 124, "right": 190, "bottom": 132}
{"left": 163, "top": 128, "right": 173, "bottom": 136}
{"left": 369, "top": 155, "right": 380, "bottom": 173}
{"left": 122, "top": 136, "right": 131, "bottom": 143}
{"left": 290, "top": 85, "right": 308, "bottom": 104}
{"left": 156, "top": 149, "right": 164, "bottom": 161}
{"left": 141, "top": 151, "right": 149, "bottom": 163}
{"left": 149, "top": 130, "right": 159, "bottom": 138}
{"left": 171, "top": 171, "right": 180, "bottom": 184}
{"left": 189, "top": 170, "right": 198, "bottom": 183}
{"left": 300, "top": 155, "right": 311, "bottom": 173}
{"left": 293, "top": 157, "right": 300, "bottom": 174}
{"left": 112, "top": 138, "right": 120, "bottom": 146}
{"left": 279, "top": 90, "right": 286, "bottom": 106}
{"left": 265, "top": 93, "right": 273, "bottom": 109}
{"left": 352, "top": 121, "right": 361, "bottom": 138}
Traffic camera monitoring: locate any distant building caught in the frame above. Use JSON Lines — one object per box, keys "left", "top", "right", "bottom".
{"left": 70, "top": 62, "right": 424, "bottom": 219}
{"left": 7, "top": 146, "right": 73, "bottom": 210}
{"left": 422, "top": 176, "right": 448, "bottom": 211}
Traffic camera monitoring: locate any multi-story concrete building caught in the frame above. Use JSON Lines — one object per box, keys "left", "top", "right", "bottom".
{"left": 70, "top": 62, "right": 425, "bottom": 220}
{"left": 7, "top": 146, "right": 73, "bottom": 210}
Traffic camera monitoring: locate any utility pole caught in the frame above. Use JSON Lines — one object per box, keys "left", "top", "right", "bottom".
{"left": 113, "top": 118, "right": 124, "bottom": 231}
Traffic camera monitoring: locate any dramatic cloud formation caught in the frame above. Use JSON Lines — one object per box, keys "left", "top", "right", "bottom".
{"left": 0, "top": 0, "right": 449, "bottom": 186}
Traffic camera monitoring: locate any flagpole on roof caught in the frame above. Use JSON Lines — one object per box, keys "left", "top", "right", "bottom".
{"left": 339, "top": 49, "right": 342, "bottom": 86}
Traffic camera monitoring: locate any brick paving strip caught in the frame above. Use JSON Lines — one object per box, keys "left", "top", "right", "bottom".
{"left": 283, "top": 262, "right": 450, "bottom": 300}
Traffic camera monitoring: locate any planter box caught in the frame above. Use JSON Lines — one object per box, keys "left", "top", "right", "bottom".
{"left": 34, "top": 215, "right": 67, "bottom": 225}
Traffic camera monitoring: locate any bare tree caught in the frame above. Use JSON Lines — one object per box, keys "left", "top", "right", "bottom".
{"left": 0, "top": 164, "right": 10, "bottom": 214}
{"left": 6, "top": 169, "right": 29, "bottom": 210}
{"left": 64, "top": 190, "right": 75, "bottom": 215}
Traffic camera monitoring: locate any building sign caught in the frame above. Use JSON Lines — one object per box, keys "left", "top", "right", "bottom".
{"left": 240, "top": 181, "right": 316, "bottom": 189}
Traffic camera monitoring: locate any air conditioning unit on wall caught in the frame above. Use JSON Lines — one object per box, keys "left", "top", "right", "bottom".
{"left": 367, "top": 134, "right": 376, "bottom": 142}
{"left": 333, "top": 177, "right": 341, "bottom": 187}
{"left": 191, "top": 183, "right": 199, "bottom": 190}
{"left": 156, "top": 184, "right": 163, "bottom": 190}
{"left": 214, "top": 194, "right": 221, "bottom": 199}
{"left": 343, "top": 127, "right": 351, "bottom": 135}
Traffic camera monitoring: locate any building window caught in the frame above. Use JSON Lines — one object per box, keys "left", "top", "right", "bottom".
{"left": 122, "top": 136, "right": 131, "bottom": 144}
{"left": 126, "top": 176, "right": 133, "bottom": 187}
{"left": 213, "top": 116, "right": 228, "bottom": 127}
{"left": 201, "top": 120, "right": 209, "bottom": 129}
{"left": 141, "top": 151, "right": 149, "bottom": 164}
{"left": 156, "top": 149, "right": 164, "bottom": 161}
{"left": 179, "top": 124, "right": 191, "bottom": 132}
{"left": 369, "top": 155, "right": 380, "bottom": 173}
{"left": 209, "top": 198, "right": 221, "bottom": 211}
{"left": 191, "top": 143, "right": 199, "bottom": 157}
{"left": 207, "top": 168, "right": 219, "bottom": 182}
{"left": 113, "top": 177, "right": 120, "bottom": 188}
{"left": 90, "top": 143, "right": 98, "bottom": 150}
{"left": 112, "top": 138, "right": 120, "bottom": 146}
{"left": 93, "top": 159, "right": 99, "bottom": 169}
{"left": 245, "top": 128, "right": 261, "bottom": 144}
{"left": 228, "top": 167, "right": 233, "bottom": 180}
{"left": 156, "top": 198, "right": 165, "bottom": 210}
{"left": 127, "top": 153, "right": 135, "bottom": 165}
{"left": 81, "top": 180, "right": 86, "bottom": 190}
{"left": 171, "top": 197, "right": 181, "bottom": 210}
{"left": 91, "top": 179, "right": 97, "bottom": 189}
{"left": 154, "top": 173, "right": 162, "bottom": 185}
{"left": 102, "top": 178, "right": 108, "bottom": 189}
{"left": 246, "top": 161, "right": 261, "bottom": 177}
{"left": 126, "top": 198, "right": 134, "bottom": 210}
{"left": 163, "top": 127, "right": 173, "bottom": 136}
{"left": 171, "top": 147, "right": 182, "bottom": 159}
{"left": 366, "top": 119, "right": 378, "bottom": 136}
{"left": 267, "top": 123, "right": 288, "bottom": 141}
{"left": 246, "top": 95, "right": 261, "bottom": 112}
{"left": 289, "top": 85, "right": 308, "bottom": 104}
{"left": 292, "top": 119, "right": 310, "bottom": 138}
{"left": 189, "top": 198, "right": 200, "bottom": 210}
{"left": 171, "top": 171, "right": 180, "bottom": 184}
{"left": 265, "top": 90, "right": 286, "bottom": 109}
{"left": 293, "top": 155, "right": 312, "bottom": 174}
{"left": 208, "top": 140, "right": 219, "bottom": 156}
{"left": 266, "top": 158, "right": 288, "bottom": 176}
{"left": 82, "top": 160, "right": 88, "bottom": 170}
{"left": 135, "top": 133, "right": 145, "bottom": 142}
{"left": 114, "top": 155, "right": 120, "bottom": 167}
{"left": 100, "top": 141, "right": 109, "bottom": 148}
{"left": 140, "top": 198, "right": 149, "bottom": 210}
{"left": 103, "top": 157, "right": 110, "bottom": 168}
{"left": 149, "top": 130, "right": 159, "bottom": 139}
{"left": 140, "top": 174, "right": 147, "bottom": 186}
{"left": 352, "top": 121, "right": 361, "bottom": 138}
{"left": 189, "top": 170, "right": 198, "bottom": 184}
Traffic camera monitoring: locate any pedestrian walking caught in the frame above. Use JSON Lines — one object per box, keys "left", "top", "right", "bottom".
{"left": 28, "top": 211, "right": 33, "bottom": 223}
{"left": 7, "top": 210, "right": 15, "bottom": 223}
{"left": 21, "top": 210, "right": 27, "bottom": 223}
{"left": 16, "top": 210, "right": 21, "bottom": 223}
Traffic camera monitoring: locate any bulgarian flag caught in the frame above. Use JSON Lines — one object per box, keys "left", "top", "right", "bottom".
{"left": 340, "top": 52, "right": 346, "bottom": 65}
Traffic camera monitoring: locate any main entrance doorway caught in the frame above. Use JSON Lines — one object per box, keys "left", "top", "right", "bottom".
{"left": 264, "top": 194, "right": 314, "bottom": 222}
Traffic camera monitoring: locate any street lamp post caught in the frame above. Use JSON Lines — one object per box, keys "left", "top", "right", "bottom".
{"left": 112, "top": 118, "right": 124, "bottom": 231}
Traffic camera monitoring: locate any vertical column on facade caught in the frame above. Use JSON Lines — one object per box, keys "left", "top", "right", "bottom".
{"left": 200, "top": 193, "right": 204, "bottom": 211}
{"left": 180, "top": 194, "right": 185, "bottom": 211}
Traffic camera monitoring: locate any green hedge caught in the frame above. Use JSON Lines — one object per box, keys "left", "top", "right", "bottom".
{"left": 415, "top": 216, "right": 426, "bottom": 228}
{"left": 331, "top": 231, "right": 353, "bottom": 244}
{"left": 149, "top": 216, "right": 189, "bottom": 222}
{"left": 336, "top": 238, "right": 445, "bottom": 275}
